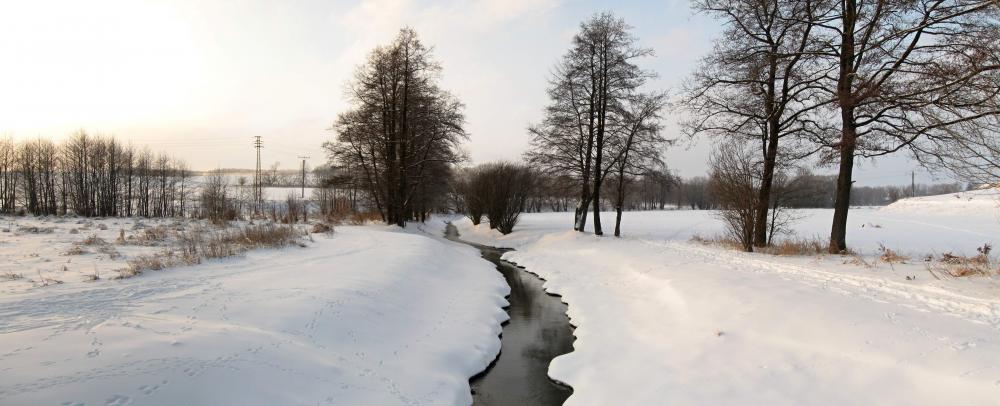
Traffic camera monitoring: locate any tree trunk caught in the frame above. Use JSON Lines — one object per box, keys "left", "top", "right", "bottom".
{"left": 830, "top": 0, "right": 858, "bottom": 254}
{"left": 614, "top": 167, "right": 626, "bottom": 237}
{"left": 829, "top": 119, "right": 857, "bottom": 253}
{"left": 753, "top": 132, "right": 779, "bottom": 247}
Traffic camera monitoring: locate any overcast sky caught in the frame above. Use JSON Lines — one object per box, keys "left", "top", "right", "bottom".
{"left": 0, "top": 0, "right": 939, "bottom": 185}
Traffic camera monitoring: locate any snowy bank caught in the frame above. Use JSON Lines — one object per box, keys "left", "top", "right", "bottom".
{"left": 442, "top": 208, "right": 1000, "bottom": 406}
{"left": 0, "top": 225, "right": 508, "bottom": 405}
{"left": 881, "top": 186, "right": 1000, "bottom": 217}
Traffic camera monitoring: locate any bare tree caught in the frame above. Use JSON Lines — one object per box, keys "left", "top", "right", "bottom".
{"left": 686, "top": 0, "right": 833, "bottom": 248}
{"left": 820, "top": 0, "right": 1000, "bottom": 253}
{"left": 527, "top": 12, "right": 657, "bottom": 235}
{"left": 0, "top": 137, "right": 16, "bottom": 214}
{"left": 326, "top": 28, "right": 466, "bottom": 227}
{"left": 610, "top": 92, "right": 669, "bottom": 237}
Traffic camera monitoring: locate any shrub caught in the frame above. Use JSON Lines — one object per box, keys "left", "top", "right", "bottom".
{"left": 64, "top": 245, "right": 87, "bottom": 256}
{"left": 460, "top": 161, "right": 534, "bottom": 234}
{"left": 877, "top": 244, "right": 907, "bottom": 264}
{"left": 81, "top": 234, "right": 107, "bottom": 246}
{"left": 311, "top": 223, "right": 334, "bottom": 233}
{"left": 708, "top": 142, "right": 759, "bottom": 252}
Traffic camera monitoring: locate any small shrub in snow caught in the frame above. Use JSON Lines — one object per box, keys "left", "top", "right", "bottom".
{"left": 114, "top": 267, "right": 141, "bottom": 280}
{"left": 98, "top": 245, "right": 121, "bottom": 260}
{"left": 137, "top": 225, "right": 170, "bottom": 245}
{"left": 1, "top": 271, "right": 23, "bottom": 280}
{"left": 929, "top": 244, "right": 994, "bottom": 278}
{"left": 97, "top": 223, "right": 108, "bottom": 230}
{"left": 83, "top": 270, "right": 100, "bottom": 282}
{"left": 311, "top": 223, "right": 334, "bottom": 234}
{"left": 877, "top": 244, "right": 907, "bottom": 264}
{"left": 81, "top": 234, "right": 107, "bottom": 246}
{"left": 64, "top": 245, "right": 87, "bottom": 256}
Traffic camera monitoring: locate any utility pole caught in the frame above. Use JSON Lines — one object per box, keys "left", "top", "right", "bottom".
{"left": 911, "top": 170, "right": 915, "bottom": 198}
{"left": 297, "top": 156, "right": 310, "bottom": 198}
{"left": 253, "top": 136, "right": 263, "bottom": 216}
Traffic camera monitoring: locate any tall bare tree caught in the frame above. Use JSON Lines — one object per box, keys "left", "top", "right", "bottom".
{"left": 610, "top": 92, "right": 669, "bottom": 237}
{"left": 527, "top": 12, "right": 657, "bottom": 235}
{"left": 326, "top": 28, "right": 466, "bottom": 227}
{"left": 686, "top": 0, "right": 833, "bottom": 247}
{"left": 822, "top": 0, "right": 1000, "bottom": 253}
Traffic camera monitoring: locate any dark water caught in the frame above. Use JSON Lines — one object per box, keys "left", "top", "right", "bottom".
{"left": 445, "top": 224, "right": 575, "bottom": 406}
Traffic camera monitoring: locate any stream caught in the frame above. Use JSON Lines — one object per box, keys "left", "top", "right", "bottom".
{"left": 445, "top": 224, "right": 575, "bottom": 405}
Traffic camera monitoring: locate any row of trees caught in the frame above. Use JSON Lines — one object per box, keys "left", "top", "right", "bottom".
{"left": 686, "top": 0, "right": 1000, "bottom": 252}
{"left": 0, "top": 132, "right": 193, "bottom": 218}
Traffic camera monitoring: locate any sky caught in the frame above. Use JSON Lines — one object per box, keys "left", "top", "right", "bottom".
{"left": 0, "top": 0, "right": 939, "bottom": 185}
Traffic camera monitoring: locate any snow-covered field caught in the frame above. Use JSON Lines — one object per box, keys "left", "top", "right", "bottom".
{"left": 443, "top": 188, "right": 1000, "bottom": 405}
{"left": 3, "top": 188, "right": 999, "bottom": 406}
{"left": 0, "top": 222, "right": 508, "bottom": 405}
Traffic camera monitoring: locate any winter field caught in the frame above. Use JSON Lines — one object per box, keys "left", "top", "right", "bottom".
{"left": 1, "top": 189, "right": 999, "bottom": 405}
{"left": 445, "top": 188, "right": 1000, "bottom": 405}
{"left": 0, "top": 221, "right": 508, "bottom": 405}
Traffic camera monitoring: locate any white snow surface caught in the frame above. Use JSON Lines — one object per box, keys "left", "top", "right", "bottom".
{"left": 0, "top": 222, "right": 508, "bottom": 405}
{"left": 442, "top": 200, "right": 1000, "bottom": 405}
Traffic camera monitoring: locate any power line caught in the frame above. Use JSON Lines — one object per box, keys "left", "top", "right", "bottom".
{"left": 297, "top": 156, "right": 310, "bottom": 198}
{"left": 254, "top": 136, "right": 263, "bottom": 216}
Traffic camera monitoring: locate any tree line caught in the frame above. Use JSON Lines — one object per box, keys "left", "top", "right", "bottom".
{"left": 0, "top": 132, "right": 193, "bottom": 218}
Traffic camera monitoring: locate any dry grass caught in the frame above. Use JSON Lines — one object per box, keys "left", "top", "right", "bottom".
{"left": 81, "top": 234, "right": 107, "bottom": 246}
{"left": 758, "top": 236, "right": 826, "bottom": 256}
{"left": 692, "top": 234, "right": 828, "bottom": 256}
{"left": 348, "top": 211, "right": 383, "bottom": 225}
{"left": 690, "top": 234, "right": 743, "bottom": 251}
{"left": 311, "top": 222, "right": 334, "bottom": 234}
{"left": 140, "top": 225, "right": 171, "bottom": 244}
{"left": 83, "top": 269, "right": 100, "bottom": 282}
{"left": 1, "top": 271, "right": 24, "bottom": 280}
{"left": 878, "top": 243, "right": 908, "bottom": 264}
{"left": 844, "top": 254, "right": 876, "bottom": 269}
{"left": 64, "top": 245, "right": 87, "bottom": 256}
{"left": 33, "top": 271, "right": 63, "bottom": 287}
{"left": 113, "top": 267, "right": 141, "bottom": 280}
{"left": 927, "top": 244, "right": 995, "bottom": 278}
{"left": 97, "top": 244, "right": 121, "bottom": 260}
{"left": 17, "top": 226, "right": 55, "bottom": 234}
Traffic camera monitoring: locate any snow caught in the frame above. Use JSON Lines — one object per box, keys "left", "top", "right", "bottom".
{"left": 882, "top": 186, "right": 1000, "bottom": 217}
{"left": 441, "top": 198, "right": 1000, "bottom": 405}
{"left": 0, "top": 222, "right": 509, "bottom": 405}
{"left": 4, "top": 188, "right": 1000, "bottom": 405}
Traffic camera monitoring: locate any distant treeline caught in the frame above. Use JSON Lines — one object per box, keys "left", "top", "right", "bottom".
{"left": 522, "top": 168, "right": 965, "bottom": 213}
{"left": 657, "top": 171, "right": 964, "bottom": 210}
{"left": 0, "top": 132, "right": 193, "bottom": 217}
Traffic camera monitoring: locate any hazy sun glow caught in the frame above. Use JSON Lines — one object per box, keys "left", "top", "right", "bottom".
{"left": 0, "top": 1, "right": 201, "bottom": 135}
